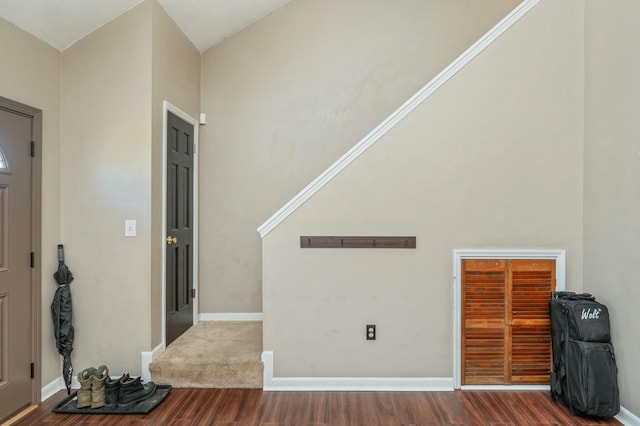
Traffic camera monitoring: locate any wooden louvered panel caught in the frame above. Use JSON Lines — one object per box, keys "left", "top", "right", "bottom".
{"left": 510, "top": 259, "right": 555, "bottom": 384}
{"left": 462, "top": 260, "right": 506, "bottom": 384}
{"left": 511, "top": 326, "right": 552, "bottom": 383}
{"left": 511, "top": 260, "right": 555, "bottom": 323}
{"left": 463, "top": 260, "right": 505, "bottom": 322}
{"left": 462, "top": 259, "right": 556, "bottom": 386}
{"left": 463, "top": 328, "right": 506, "bottom": 384}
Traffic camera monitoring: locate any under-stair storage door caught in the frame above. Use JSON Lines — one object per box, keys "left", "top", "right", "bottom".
{"left": 462, "top": 260, "right": 507, "bottom": 385}
{"left": 462, "top": 259, "right": 556, "bottom": 385}
{"left": 510, "top": 259, "right": 556, "bottom": 384}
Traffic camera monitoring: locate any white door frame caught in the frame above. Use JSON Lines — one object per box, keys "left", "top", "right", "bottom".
{"left": 161, "top": 101, "right": 199, "bottom": 348}
{"left": 452, "top": 249, "right": 566, "bottom": 389}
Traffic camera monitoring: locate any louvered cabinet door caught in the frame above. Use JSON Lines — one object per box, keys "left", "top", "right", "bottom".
{"left": 462, "top": 260, "right": 507, "bottom": 384}
{"left": 462, "top": 259, "right": 556, "bottom": 385}
{"left": 510, "top": 260, "right": 555, "bottom": 384}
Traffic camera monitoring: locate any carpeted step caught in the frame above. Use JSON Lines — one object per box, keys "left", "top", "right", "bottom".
{"left": 149, "top": 321, "right": 263, "bottom": 388}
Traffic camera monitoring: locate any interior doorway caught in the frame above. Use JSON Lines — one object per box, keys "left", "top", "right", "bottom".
{"left": 453, "top": 249, "right": 565, "bottom": 389}
{"left": 163, "top": 102, "right": 198, "bottom": 347}
{"left": 0, "top": 97, "right": 42, "bottom": 422}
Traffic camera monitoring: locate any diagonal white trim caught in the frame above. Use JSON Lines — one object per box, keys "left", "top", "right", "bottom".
{"left": 261, "top": 351, "right": 453, "bottom": 391}
{"left": 257, "top": 0, "right": 540, "bottom": 238}
{"left": 616, "top": 406, "right": 640, "bottom": 426}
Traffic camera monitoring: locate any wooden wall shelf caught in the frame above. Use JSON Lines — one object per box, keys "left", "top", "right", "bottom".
{"left": 300, "top": 236, "right": 416, "bottom": 249}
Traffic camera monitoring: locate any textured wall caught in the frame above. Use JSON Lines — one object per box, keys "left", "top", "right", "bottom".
{"left": 199, "top": 0, "right": 520, "bottom": 313}
{"left": 263, "top": 0, "right": 584, "bottom": 378}
{"left": 61, "top": 1, "right": 153, "bottom": 375}
{"left": 584, "top": 0, "right": 640, "bottom": 416}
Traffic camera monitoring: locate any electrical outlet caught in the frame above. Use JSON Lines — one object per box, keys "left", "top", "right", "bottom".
{"left": 366, "top": 324, "right": 376, "bottom": 340}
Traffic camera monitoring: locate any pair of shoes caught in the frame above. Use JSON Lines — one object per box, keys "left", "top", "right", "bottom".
{"left": 104, "top": 373, "right": 157, "bottom": 409}
{"left": 76, "top": 365, "right": 109, "bottom": 409}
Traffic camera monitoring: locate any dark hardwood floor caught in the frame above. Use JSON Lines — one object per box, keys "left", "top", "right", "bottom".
{"left": 13, "top": 388, "right": 621, "bottom": 425}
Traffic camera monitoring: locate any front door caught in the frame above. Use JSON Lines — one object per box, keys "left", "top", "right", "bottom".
{"left": 0, "top": 105, "right": 34, "bottom": 421}
{"left": 165, "top": 112, "right": 195, "bottom": 345}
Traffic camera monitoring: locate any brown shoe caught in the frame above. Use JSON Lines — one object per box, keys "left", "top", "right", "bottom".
{"left": 91, "top": 365, "right": 108, "bottom": 408}
{"left": 76, "top": 367, "right": 96, "bottom": 409}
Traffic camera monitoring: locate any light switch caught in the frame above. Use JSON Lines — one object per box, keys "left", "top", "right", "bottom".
{"left": 125, "top": 220, "right": 136, "bottom": 237}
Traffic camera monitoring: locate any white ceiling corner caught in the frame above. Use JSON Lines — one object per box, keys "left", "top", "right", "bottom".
{"left": 157, "top": 0, "right": 292, "bottom": 52}
{"left": 0, "top": 0, "right": 144, "bottom": 51}
{"left": 0, "top": 0, "right": 292, "bottom": 53}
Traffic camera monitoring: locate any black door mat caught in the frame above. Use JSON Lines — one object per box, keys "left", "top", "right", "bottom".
{"left": 52, "top": 384, "right": 171, "bottom": 414}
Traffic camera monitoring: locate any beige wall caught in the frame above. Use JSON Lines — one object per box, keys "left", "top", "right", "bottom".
{"left": 61, "top": 1, "right": 153, "bottom": 375}
{"left": 59, "top": 0, "right": 201, "bottom": 373}
{"left": 263, "top": 0, "right": 584, "bottom": 378}
{"left": 150, "top": 1, "right": 201, "bottom": 347}
{"left": 200, "top": 0, "right": 520, "bottom": 313}
{"left": 584, "top": 0, "right": 640, "bottom": 415}
{"left": 0, "top": 18, "right": 62, "bottom": 388}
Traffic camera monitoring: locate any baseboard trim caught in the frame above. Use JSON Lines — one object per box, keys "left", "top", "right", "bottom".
{"left": 199, "top": 312, "right": 263, "bottom": 321}
{"left": 461, "top": 385, "right": 550, "bottom": 391}
{"left": 41, "top": 377, "right": 65, "bottom": 401}
{"left": 41, "top": 371, "right": 130, "bottom": 402}
{"left": 141, "top": 342, "right": 165, "bottom": 382}
{"left": 617, "top": 406, "right": 640, "bottom": 426}
{"left": 41, "top": 375, "right": 86, "bottom": 398}
{"left": 261, "top": 351, "right": 453, "bottom": 391}
{"left": 264, "top": 376, "right": 454, "bottom": 392}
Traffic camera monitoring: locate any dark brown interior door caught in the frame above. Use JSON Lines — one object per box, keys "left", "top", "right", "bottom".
{"left": 0, "top": 106, "right": 33, "bottom": 421}
{"left": 165, "top": 112, "right": 194, "bottom": 346}
{"left": 462, "top": 259, "right": 556, "bottom": 385}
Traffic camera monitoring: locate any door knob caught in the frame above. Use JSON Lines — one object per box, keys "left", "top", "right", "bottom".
{"left": 166, "top": 236, "right": 178, "bottom": 245}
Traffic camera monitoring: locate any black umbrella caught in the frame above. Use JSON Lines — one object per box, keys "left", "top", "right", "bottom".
{"left": 51, "top": 244, "right": 75, "bottom": 395}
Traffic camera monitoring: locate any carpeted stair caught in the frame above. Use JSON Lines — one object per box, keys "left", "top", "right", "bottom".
{"left": 149, "top": 321, "right": 263, "bottom": 388}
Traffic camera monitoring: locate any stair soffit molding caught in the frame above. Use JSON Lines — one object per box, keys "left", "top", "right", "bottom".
{"left": 257, "top": 0, "right": 540, "bottom": 239}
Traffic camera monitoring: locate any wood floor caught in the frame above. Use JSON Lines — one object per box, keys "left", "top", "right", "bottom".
{"left": 13, "top": 388, "right": 621, "bottom": 425}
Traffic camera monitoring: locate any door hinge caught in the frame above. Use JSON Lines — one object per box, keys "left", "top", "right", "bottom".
{"left": 191, "top": 288, "right": 196, "bottom": 299}
{"left": 30, "top": 252, "right": 35, "bottom": 268}
{"left": 30, "top": 141, "right": 35, "bottom": 157}
{"left": 30, "top": 363, "right": 35, "bottom": 379}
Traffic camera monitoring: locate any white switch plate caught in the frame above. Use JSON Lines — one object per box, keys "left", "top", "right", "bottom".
{"left": 125, "top": 220, "right": 136, "bottom": 237}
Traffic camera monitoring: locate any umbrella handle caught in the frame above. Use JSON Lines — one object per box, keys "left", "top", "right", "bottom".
{"left": 58, "top": 244, "right": 64, "bottom": 262}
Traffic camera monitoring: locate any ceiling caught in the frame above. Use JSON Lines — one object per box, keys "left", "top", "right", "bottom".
{"left": 0, "top": 0, "right": 292, "bottom": 52}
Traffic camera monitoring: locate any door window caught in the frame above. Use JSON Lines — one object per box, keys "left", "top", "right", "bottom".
{"left": 0, "top": 147, "right": 10, "bottom": 174}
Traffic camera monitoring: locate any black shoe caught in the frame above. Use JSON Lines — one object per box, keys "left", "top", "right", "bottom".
{"left": 118, "top": 375, "right": 156, "bottom": 408}
{"left": 104, "top": 373, "right": 126, "bottom": 409}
